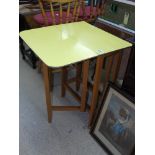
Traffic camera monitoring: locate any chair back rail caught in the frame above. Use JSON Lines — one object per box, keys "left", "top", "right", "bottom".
{"left": 80, "top": 0, "right": 107, "bottom": 22}
{"left": 38, "top": 0, "right": 82, "bottom": 25}
{"left": 100, "top": 0, "right": 107, "bottom": 16}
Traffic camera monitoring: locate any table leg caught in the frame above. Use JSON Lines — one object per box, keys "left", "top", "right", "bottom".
{"left": 61, "top": 67, "right": 68, "bottom": 97}
{"left": 80, "top": 60, "right": 90, "bottom": 112}
{"left": 75, "top": 63, "right": 82, "bottom": 91}
{"left": 43, "top": 63, "right": 52, "bottom": 123}
{"left": 89, "top": 56, "right": 104, "bottom": 126}
{"left": 102, "top": 55, "right": 113, "bottom": 92}
{"left": 111, "top": 52, "right": 122, "bottom": 83}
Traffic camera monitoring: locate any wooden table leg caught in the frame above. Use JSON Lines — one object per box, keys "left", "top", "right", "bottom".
{"left": 89, "top": 56, "right": 104, "bottom": 126}
{"left": 48, "top": 68, "right": 53, "bottom": 91}
{"left": 111, "top": 52, "right": 122, "bottom": 83}
{"left": 43, "top": 63, "right": 52, "bottom": 123}
{"left": 102, "top": 55, "right": 113, "bottom": 92}
{"left": 80, "top": 60, "right": 89, "bottom": 112}
{"left": 75, "top": 63, "right": 82, "bottom": 91}
{"left": 61, "top": 67, "right": 68, "bottom": 97}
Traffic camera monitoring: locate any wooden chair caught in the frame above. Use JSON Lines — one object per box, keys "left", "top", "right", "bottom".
{"left": 33, "top": 0, "right": 81, "bottom": 26}
{"left": 78, "top": 0, "right": 107, "bottom": 23}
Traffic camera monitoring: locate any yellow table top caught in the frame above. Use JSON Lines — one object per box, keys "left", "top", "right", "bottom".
{"left": 20, "top": 21, "right": 132, "bottom": 68}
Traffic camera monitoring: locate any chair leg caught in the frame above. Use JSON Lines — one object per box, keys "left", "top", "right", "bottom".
{"left": 19, "top": 38, "right": 25, "bottom": 60}
{"left": 61, "top": 67, "right": 68, "bottom": 97}
{"left": 37, "top": 60, "right": 42, "bottom": 73}
{"left": 19, "top": 38, "right": 38, "bottom": 69}
{"left": 75, "top": 63, "right": 82, "bottom": 91}
{"left": 30, "top": 50, "right": 38, "bottom": 69}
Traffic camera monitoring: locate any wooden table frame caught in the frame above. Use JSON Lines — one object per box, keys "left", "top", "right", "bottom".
{"left": 42, "top": 49, "right": 124, "bottom": 125}
{"left": 20, "top": 21, "right": 132, "bottom": 126}
{"left": 43, "top": 60, "right": 90, "bottom": 123}
{"left": 88, "top": 51, "right": 123, "bottom": 126}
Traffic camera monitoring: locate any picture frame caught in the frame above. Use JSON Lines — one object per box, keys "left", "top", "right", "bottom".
{"left": 90, "top": 83, "right": 135, "bottom": 155}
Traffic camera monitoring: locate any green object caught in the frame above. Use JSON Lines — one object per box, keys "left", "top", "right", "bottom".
{"left": 20, "top": 21, "right": 132, "bottom": 68}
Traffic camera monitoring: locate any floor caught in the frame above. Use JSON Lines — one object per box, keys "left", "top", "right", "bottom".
{"left": 19, "top": 54, "right": 108, "bottom": 155}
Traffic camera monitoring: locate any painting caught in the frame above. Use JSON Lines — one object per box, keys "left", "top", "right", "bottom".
{"left": 91, "top": 83, "right": 135, "bottom": 155}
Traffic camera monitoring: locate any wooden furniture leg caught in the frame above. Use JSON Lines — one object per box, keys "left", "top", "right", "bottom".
{"left": 42, "top": 60, "right": 89, "bottom": 122}
{"left": 37, "top": 60, "right": 42, "bottom": 73}
{"left": 89, "top": 56, "right": 104, "bottom": 126}
{"left": 80, "top": 60, "right": 89, "bottom": 112}
{"left": 43, "top": 63, "right": 52, "bottom": 123}
{"left": 102, "top": 55, "right": 114, "bottom": 92}
{"left": 48, "top": 69, "right": 53, "bottom": 91}
{"left": 75, "top": 63, "right": 82, "bottom": 91}
{"left": 61, "top": 67, "right": 68, "bottom": 97}
{"left": 19, "top": 37, "right": 26, "bottom": 60}
{"left": 111, "top": 52, "right": 122, "bottom": 83}
{"left": 97, "top": 55, "right": 114, "bottom": 105}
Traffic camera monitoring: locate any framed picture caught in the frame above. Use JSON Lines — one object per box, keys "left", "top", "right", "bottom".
{"left": 90, "top": 83, "right": 135, "bottom": 155}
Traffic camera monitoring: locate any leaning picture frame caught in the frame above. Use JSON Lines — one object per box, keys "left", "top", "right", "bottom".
{"left": 90, "top": 83, "right": 135, "bottom": 155}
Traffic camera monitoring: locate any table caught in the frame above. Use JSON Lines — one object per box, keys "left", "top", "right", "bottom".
{"left": 20, "top": 21, "right": 132, "bottom": 125}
